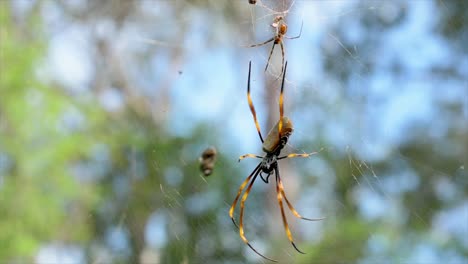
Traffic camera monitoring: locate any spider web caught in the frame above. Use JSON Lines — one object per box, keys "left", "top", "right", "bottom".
{"left": 150, "top": 1, "right": 466, "bottom": 263}
{"left": 16, "top": 0, "right": 467, "bottom": 263}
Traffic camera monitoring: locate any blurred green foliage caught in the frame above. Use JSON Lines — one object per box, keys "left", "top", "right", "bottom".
{"left": 0, "top": 5, "right": 92, "bottom": 259}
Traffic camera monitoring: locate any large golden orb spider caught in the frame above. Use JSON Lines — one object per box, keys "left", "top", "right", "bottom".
{"left": 229, "top": 61, "right": 324, "bottom": 262}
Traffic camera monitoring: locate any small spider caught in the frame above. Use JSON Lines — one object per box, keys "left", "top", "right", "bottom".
{"left": 229, "top": 61, "right": 323, "bottom": 262}
{"left": 199, "top": 146, "right": 217, "bottom": 176}
{"left": 249, "top": 16, "right": 303, "bottom": 76}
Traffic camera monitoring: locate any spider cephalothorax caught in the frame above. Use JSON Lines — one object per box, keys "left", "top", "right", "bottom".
{"left": 229, "top": 61, "right": 324, "bottom": 262}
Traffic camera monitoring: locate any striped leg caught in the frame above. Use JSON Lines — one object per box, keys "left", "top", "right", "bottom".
{"left": 278, "top": 150, "right": 321, "bottom": 160}
{"left": 278, "top": 61, "right": 288, "bottom": 140}
{"left": 229, "top": 164, "right": 261, "bottom": 228}
{"left": 238, "top": 168, "right": 277, "bottom": 262}
{"left": 238, "top": 154, "right": 263, "bottom": 162}
{"left": 277, "top": 173, "right": 325, "bottom": 222}
{"left": 247, "top": 61, "right": 264, "bottom": 143}
{"left": 274, "top": 164, "right": 305, "bottom": 254}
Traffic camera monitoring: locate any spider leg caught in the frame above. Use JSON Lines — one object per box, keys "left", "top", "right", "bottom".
{"left": 260, "top": 171, "right": 272, "bottom": 184}
{"left": 279, "top": 42, "right": 285, "bottom": 78}
{"left": 229, "top": 163, "right": 261, "bottom": 228}
{"left": 238, "top": 154, "right": 263, "bottom": 162}
{"left": 274, "top": 164, "right": 306, "bottom": 254}
{"left": 249, "top": 37, "right": 275, "bottom": 48}
{"left": 239, "top": 168, "right": 278, "bottom": 262}
{"left": 285, "top": 19, "right": 303, "bottom": 40}
{"left": 278, "top": 61, "right": 288, "bottom": 140}
{"left": 278, "top": 151, "right": 320, "bottom": 160}
{"left": 247, "top": 61, "right": 264, "bottom": 143}
{"left": 277, "top": 173, "right": 325, "bottom": 221}
{"left": 264, "top": 42, "right": 276, "bottom": 73}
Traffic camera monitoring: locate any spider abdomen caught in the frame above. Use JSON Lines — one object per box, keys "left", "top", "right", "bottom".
{"left": 279, "top": 24, "right": 287, "bottom": 35}
{"left": 262, "top": 116, "right": 293, "bottom": 154}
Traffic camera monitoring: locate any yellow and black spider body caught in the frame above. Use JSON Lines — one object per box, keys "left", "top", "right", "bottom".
{"left": 262, "top": 116, "right": 293, "bottom": 154}
{"left": 229, "top": 61, "right": 323, "bottom": 262}
{"left": 257, "top": 117, "right": 293, "bottom": 183}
